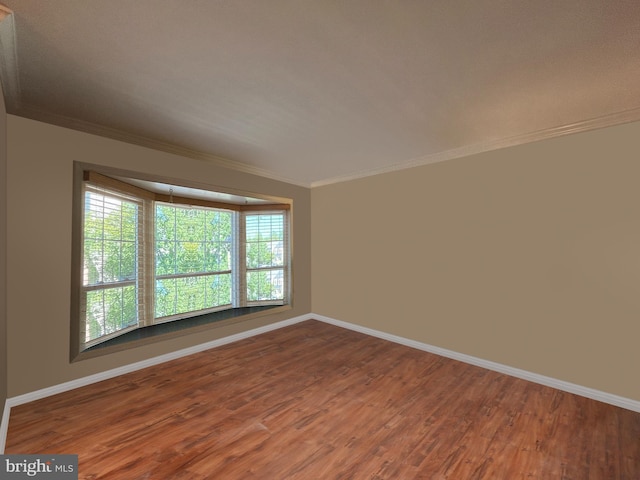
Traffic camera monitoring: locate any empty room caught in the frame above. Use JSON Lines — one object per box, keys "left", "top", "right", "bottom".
{"left": 1, "top": 1, "right": 640, "bottom": 478}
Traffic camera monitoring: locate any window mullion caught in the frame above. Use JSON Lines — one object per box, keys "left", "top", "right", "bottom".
{"left": 140, "top": 198, "right": 155, "bottom": 326}
{"left": 283, "top": 209, "right": 291, "bottom": 305}
{"left": 233, "top": 211, "right": 247, "bottom": 308}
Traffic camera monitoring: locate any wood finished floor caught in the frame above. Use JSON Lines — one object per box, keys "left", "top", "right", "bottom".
{"left": 6, "top": 320, "right": 640, "bottom": 479}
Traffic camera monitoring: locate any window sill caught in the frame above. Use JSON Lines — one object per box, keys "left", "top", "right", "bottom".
{"left": 72, "top": 305, "right": 288, "bottom": 362}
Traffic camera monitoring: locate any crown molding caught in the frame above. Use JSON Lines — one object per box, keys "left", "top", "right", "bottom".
{"left": 10, "top": 100, "right": 640, "bottom": 190}
{"left": 0, "top": 3, "right": 20, "bottom": 110}
{"left": 310, "top": 106, "right": 640, "bottom": 188}
{"left": 13, "top": 105, "right": 312, "bottom": 188}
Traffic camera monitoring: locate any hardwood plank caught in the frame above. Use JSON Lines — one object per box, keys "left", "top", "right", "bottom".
{"left": 6, "top": 320, "right": 640, "bottom": 479}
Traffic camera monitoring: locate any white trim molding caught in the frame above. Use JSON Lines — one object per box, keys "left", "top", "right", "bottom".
{"left": 314, "top": 314, "right": 640, "bottom": 414}
{"left": 2, "top": 312, "right": 639, "bottom": 453}
{"left": 10, "top": 106, "right": 310, "bottom": 188}
{"left": 0, "top": 401, "right": 10, "bottom": 454}
{"left": 11, "top": 104, "right": 640, "bottom": 190}
{"left": 0, "top": 314, "right": 313, "bottom": 453}
{"left": 0, "top": 4, "right": 20, "bottom": 111}
{"left": 310, "top": 106, "right": 640, "bottom": 188}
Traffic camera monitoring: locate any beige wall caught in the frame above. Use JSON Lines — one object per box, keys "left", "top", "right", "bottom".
{"left": 6, "top": 112, "right": 640, "bottom": 403}
{"left": 0, "top": 80, "right": 7, "bottom": 405}
{"left": 6, "top": 115, "right": 311, "bottom": 396}
{"left": 312, "top": 120, "right": 640, "bottom": 402}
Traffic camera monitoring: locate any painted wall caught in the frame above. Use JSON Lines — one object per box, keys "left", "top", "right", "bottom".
{"left": 0, "top": 78, "right": 7, "bottom": 406}
{"left": 7, "top": 111, "right": 640, "bottom": 403}
{"left": 312, "top": 120, "right": 640, "bottom": 402}
{"left": 6, "top": 115, "right": 311, "bottom": 396}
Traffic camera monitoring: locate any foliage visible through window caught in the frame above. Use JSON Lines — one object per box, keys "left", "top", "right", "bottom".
{"left": 83, "top": 187, "right": 140, "bottom": 342}
{"left": 79, "top": 174, "right": 290, "bottom": 349}
{"left": 246, "top": 214, "right": 285, "bottom": 302}
{"left": 155, "top": 204, "right": 233, "bottom": 318}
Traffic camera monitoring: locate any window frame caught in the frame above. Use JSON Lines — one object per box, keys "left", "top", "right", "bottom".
{"left": 244, "top": 212, "right": 289, "bottom": 305}
{"left": 71, "top": 163, "right": 293, "bottom": 361}
{"left": 80, "top": 184, "right": 145, "bottom": 346}
{"left": 152, "top": 201, "right": 236, "bottom": 323}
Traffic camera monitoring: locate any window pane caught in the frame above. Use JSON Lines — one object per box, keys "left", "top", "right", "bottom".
{"left": 156, "top": 205, "right": 232, "bottom": 276}
{"left": 155, "top": 277, "right": 177, "bottom": 319}
{"left": 121, "top": 202, "right": 138, "bottom": 241}
{"left": 247, "top": 268, "right": 284, "bottom": 302}
{"left": 102, "top": 197, "right": 126, "bottom": 241}
{"left": 156, "top": 205, "right": 176, "bottom": 240}
{"left": 155, "top": 240, "right": 175, "bottom": 276}
{"left": 83, "top": 238, "right": 102, "bottom": 285}
{"left": 205, "top": 210, "right": 232, "bottom": 271}
{"left": 121, "top": 241, "right": 136, "bottom": 279}
{"left": 246, "top": 214, "right": 285, "bottom": 269}
{"left": 176, "top": 241, "right": 205, "bottom": 273}
{"left": 176, "top": 207, "right": 205, "bottom": 241}
{"left": 83, "top": 191, "right": 139, "bottom": 286}
{"left": 155, "top": 273, "right": 231, "bottom": 319}
{"left": 205, "top": 240, "right": 231, "bottom": 271}
{"left": 85, "top": 285, "right": 137, "bottom": 342}
{"left": 246, "top": 242, "right": 269, "bottom": 269}
{"left": 207, "top": 273, "right": 232, "bottom": 308}
{"left": 206, "top": 210, "right": 232, "bottom": 242}
{"left": 103, "top": 240, "right": 120, "bottom": 282}
{"left": 176, "top": 276, "right": 206, "bottom": 313}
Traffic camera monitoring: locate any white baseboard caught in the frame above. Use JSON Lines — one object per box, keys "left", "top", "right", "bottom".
{"left": 313, "top": 314, "right": 640, "bottom": 414}
{"left": 0, "top": 400, "right": 11, "bottom": 455}
{"left": 0, "top": 313, "right": 313, "bottom": 453}
{"left": 2, "top": 312, "right": 639, "bottom": 453}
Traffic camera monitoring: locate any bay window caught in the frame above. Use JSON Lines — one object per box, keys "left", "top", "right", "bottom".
{"left": 73, "top": 166, "right": 291, "bottom": 355}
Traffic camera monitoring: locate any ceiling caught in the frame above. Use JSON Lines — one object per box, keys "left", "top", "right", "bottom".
{"left": 0, "top": 1, "right": 639, "bottom": 187}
